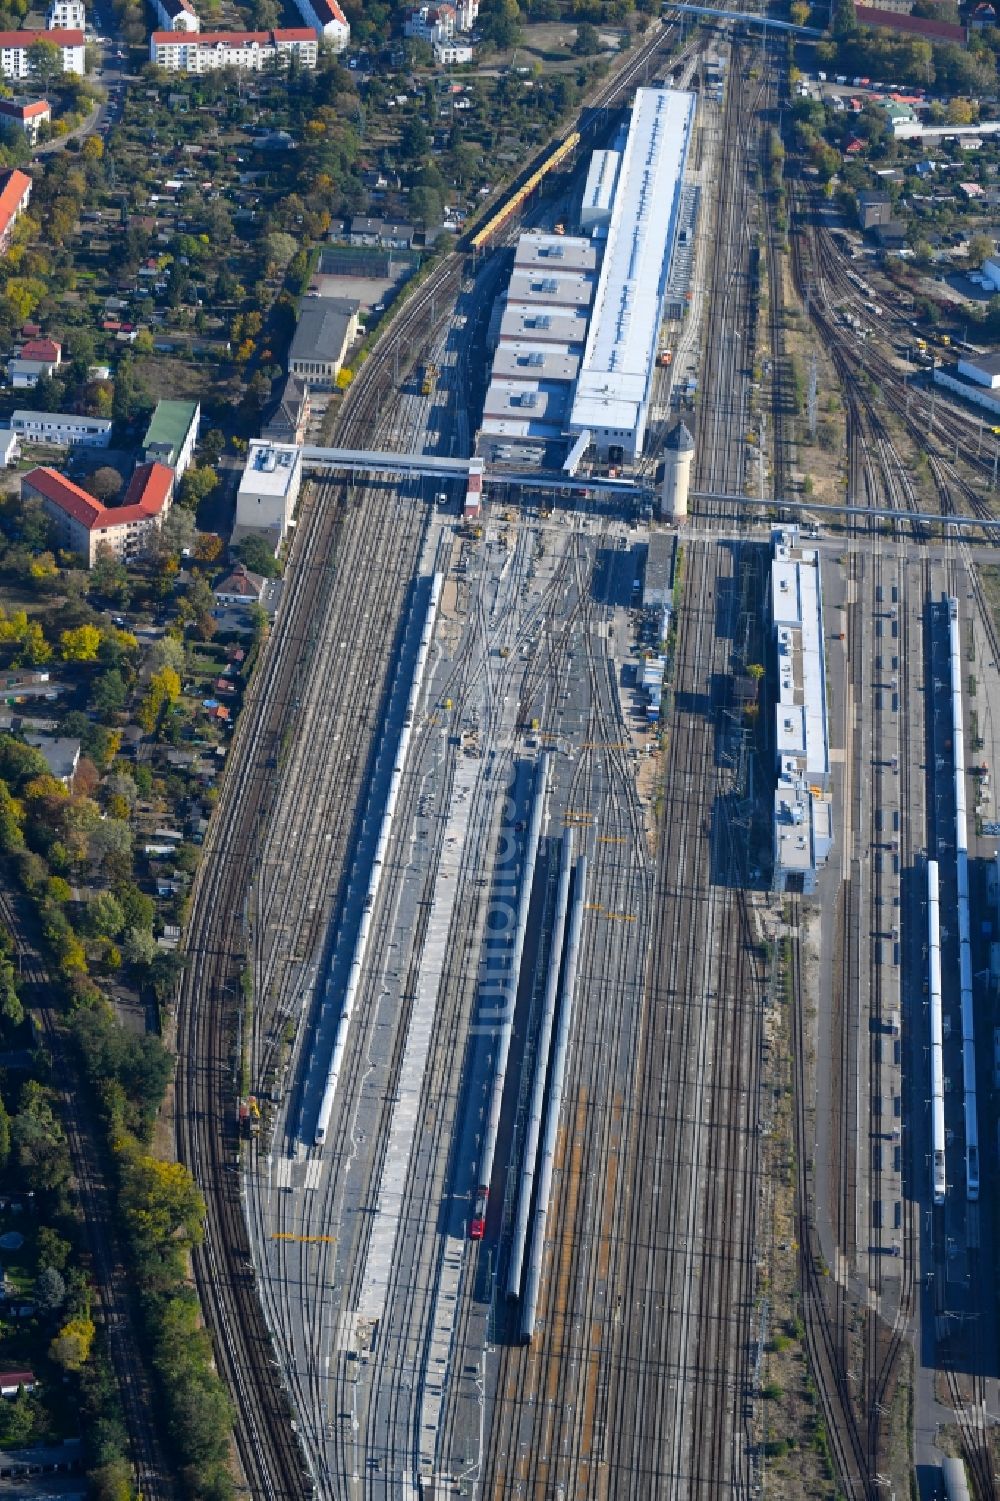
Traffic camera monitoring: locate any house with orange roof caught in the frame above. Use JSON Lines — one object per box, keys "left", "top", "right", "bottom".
{"left": 0, "top": 168, "right": 30, "bottom": 255}
{"left": 0, "top": 98, "right": 49, "bottom": 143}
{"left": 24, "top": 462, "right": 175, "bottom": 566}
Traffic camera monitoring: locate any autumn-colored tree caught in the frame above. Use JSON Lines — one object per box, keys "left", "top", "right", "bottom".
{"left": 49, "top": 1315, "right": 95, "bottom": 1371}
{"left": 60, "top": 624, "right": 102, "bottom": 662}
{"left": 137, "top": 666, "right": 181, "bottom": 735}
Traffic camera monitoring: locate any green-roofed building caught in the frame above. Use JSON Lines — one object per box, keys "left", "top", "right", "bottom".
{"left": 143, "top": 399, "right": 200, "bottom": 478}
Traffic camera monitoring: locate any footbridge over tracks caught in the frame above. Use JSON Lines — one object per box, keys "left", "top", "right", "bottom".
{"left": 300, "top": 446, "right": 649, "bottom": 500}
{"left": 666, "top": 3, "right": 824, "bottom": 34}
{"left": 299, "top": 449, "right": 1000, "bottom": 530}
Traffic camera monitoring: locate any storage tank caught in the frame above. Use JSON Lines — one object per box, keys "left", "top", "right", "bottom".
{"left": 661, "top": 420, "right": 694, "bottom": 521}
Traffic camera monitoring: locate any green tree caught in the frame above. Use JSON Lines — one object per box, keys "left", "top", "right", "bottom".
{"left": 87, "top": 891, "right": 125, "bottom": 940}
{"left": 178, "top": 465, "right": 219, "bottom": 510}
{"left": 573, "top": 20, "right": 600, "bottom": 53}
{"left": 0, "top": 1094, "right": 11, "bottom": 1172}
{"left": 34, "top": 1265, "right": 66, "bottom": 1314}
{"left": 968, "top": 232, "right": 994, "bottom": 269}
{"left": 237, "top": 534, "right": 279, "bottom": 577}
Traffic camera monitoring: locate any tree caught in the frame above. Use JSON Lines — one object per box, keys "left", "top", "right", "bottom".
{"left": 83, "top": 134, "right": 104, "bottom": 161}
{"left": 90, "top": 548, "right": 131, "bottom": 606}
{"left": 968, "top": 232, "right": 994, "bottom": 269}
{"left": 138, "top": 665, "right": 181, "bottom": 734}
{"left": 0, "top": 1094, "right": 10, "bottom": 1172}
{"left": 122, "top": 925, "right": 156, "bottom": 967}
{"left": 947, "top": 95, "right": 977, "bottom": 125}
{"left": 237, "top": 534, "right": 280, "bottom": 577}
{"left": 34, "top": 1266, "right": 66, "bottom": 1314}
{"left": 159, "top": 507, "right": 196, "bottom": 559}
{"left": 93, "top": 669, "right": 127, "bottom": 719}
{"left": 573, "top": 20, "right": 600, "bottom": 53}
{"left": 85, "top": 467, "right": 123, "bottom": 503}
{"left": 150, "top": 635, "right": 185, "bottom": 675}
{"left": 28, "top": 37, "right": 61, "bottom": 88}
{"left": 194, "top": 532, "right": 224, "bottom": 564}
{"left": 60, "top": 624, "right": 102, "bottom": 662}
{"left": 198, "top": 429, "right": 226, "bottom": 468}
{"left": 35, "top": 1227, "right": 71, "bottom": 1272}
{"left": 86, "top": 891, "right": 124, "bottom": 941}
{"left": 178, "top": 465, "right": 218, "bottom": 510}
{"left": 88, "top": 817, "right": 132, "bottom": 873}
{"left": 49, "top": 1315, "right": 96, "bottom": 1371}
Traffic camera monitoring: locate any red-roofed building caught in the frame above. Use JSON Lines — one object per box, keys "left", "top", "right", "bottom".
{"left": 8, "top": 334, "right": 60, "bottom": 388}
{"left": 855, "top": 4, "right": 967, "bottom": 41}
{"left": 149, "top": 26, "right": 319, "bottom": 68}
{"left": 0, "top": 29, "right": 86, "bottom": 79}
{"left": 293, "top": 0, "right": 349, "bottom": 43}
{"left": 0, "top": 97, "right": 50, "bottom": 142}
{"left": 25, "top": 461, "right": 175, "bottom": 566}
{"left": 0, "top": 1371, "right": 36, "bottom": 1397}
{"left": 0, "top": 168, "right": 30, "bottom": 255}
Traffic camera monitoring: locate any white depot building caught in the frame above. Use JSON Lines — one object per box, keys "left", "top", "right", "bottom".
{"left": 771, "top": 527, "right": 834, "bottom": 895}
{"left": 234, "top": 441, "right": 302, "bottom": 554}
{"left": 568, "top": 86, "right": 695, "bottom": 462}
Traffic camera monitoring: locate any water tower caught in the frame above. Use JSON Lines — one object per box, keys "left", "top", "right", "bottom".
{"left": 661, "top": 421, "right": 694, "bottom": 522}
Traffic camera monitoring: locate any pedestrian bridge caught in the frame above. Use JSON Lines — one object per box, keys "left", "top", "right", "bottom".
{"left": 668, "top": 3, "right": 824, "bottom": 35}
{"left": 300, "top": 446, "right": 648, "bottom": 499}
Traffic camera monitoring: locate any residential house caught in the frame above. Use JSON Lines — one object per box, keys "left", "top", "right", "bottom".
{"left": 153, "top": 0, "right": 201, "bottom": 30}
{"left": 291, "top": 0, "right": 349, "bottom": 45}
{"left": 24, "top": 461, "right": 174, "bottom": 565}
{"left": 23, "top": 734, "right": 79, "bottom": 785}
{"left": 214, "top": 563, "right": 266, "bottom": 606}
{"left": 970, "top": 2, "right": 996, "bottom": 27}
{"left": 434, "top": 38, "right": 472, "bottom": 60}
{"left": 233, "top": 441, "right": 302, "bottom": 552}
{"left": 142, "top": 398, "right": 199, "bottom": 476}
{"left": 149, "top": 28, "right": 318, "bottom": 70}
{"left": 0, "top": 1373, "right": 36, "bottom": 1398}
{"left": 347, "top": 215, "right": 414, "bottom": 248}
{"left": 45, "top": 0, "right": 84, "bottom": 27}
{"left": 8, "top": 337, "right": 61, "bottom": 388}
{"left": 0, "top": 98, "right": 50, "bottom": 142}
{"left": 0, "top": 30, "right": 86, "bottom": 79}
{"left": 287, "top": 298, "right": 359, "bottom": 389}
{"left": 404, "top": 3, "right": 456, "bottom": 42}
{"left": 261, "top": 373, "right": 311, "bottom": 444}
{"left": 11, "top": 410, "right": 111, "bottom": 446}
{"left": 0, "top": 169, "right": 30, "bottom": 254}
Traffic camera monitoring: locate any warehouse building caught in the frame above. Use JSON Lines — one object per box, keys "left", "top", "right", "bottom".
{"left": 933, "top": 352, "right": 1000, "bottom": 416}
{"left": 497, "top": 303, "right": 590, "bottom": 350}
{"left": 568, "top": 86, "right": 695, "bottom": 461}
{"left": 505, "top": 267, "right": 596, "bottom": 312}
{"left": 580, "top": 148, "right": 621, "bottom": 231}
{"left": 771, "top": 526, "right": 833, "bottom": 895}
{"left": 512, "top": 231, "right": 598, "bottom": 276}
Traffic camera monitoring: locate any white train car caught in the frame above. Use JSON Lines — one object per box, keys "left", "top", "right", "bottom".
{"left": 928, "top": 861, "right": 946, "bottom": 1205}
{"left": 947, "top": 597, "right": 979, "bottom": 1201}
